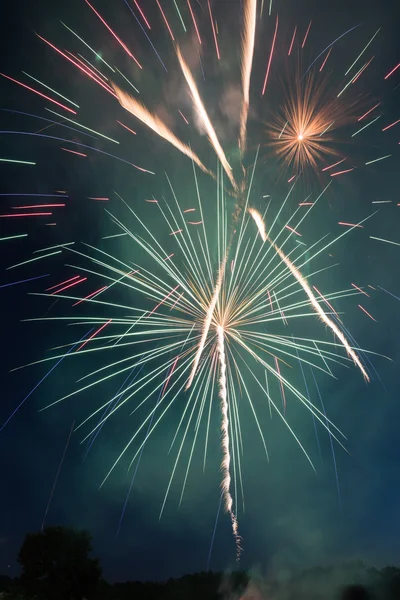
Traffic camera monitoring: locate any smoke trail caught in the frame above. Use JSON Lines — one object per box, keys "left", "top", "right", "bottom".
{"left": 176, "top": 46, "right": 238, "bottom": 191}
{"left": 114, "top": 84, "right": 215, "bottom": 178}
{"left": 217, "top": 324, "right": 241, "bottom": 560}
{"left": 239, "top": 0, "right": 257, "bottom": 152}
{"left": 248, "top": 208, "right": 369, "bottom": 381}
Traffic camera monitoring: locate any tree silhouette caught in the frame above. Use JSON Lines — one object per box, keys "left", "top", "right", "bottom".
{"left": 18, "top": 526, "right": 102, "bottom": 600}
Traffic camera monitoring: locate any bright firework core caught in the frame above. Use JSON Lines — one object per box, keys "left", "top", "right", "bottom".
{"left": 298, "top": 134, "right": 304, "bottom": 140}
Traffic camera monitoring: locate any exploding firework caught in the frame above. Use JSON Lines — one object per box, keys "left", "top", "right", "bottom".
{"left": 0, "top": 0, "right": 397, "bottom": 562}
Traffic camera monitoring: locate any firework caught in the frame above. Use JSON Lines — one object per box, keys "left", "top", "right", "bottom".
{"left": 1, "top": 0, "right": 397, "bottom": 562}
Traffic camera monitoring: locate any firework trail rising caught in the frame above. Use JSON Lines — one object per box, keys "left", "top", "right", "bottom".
{"left": 217, "top": 324, "right": 241, "bottom": 559}
{"left": 239, "top": 0, "right": 257, "bottom": 152}
{"left": 186, "top": 256, "right": 227, "bottom": 390}
{"left": 248, "top": 208, "right": 369, "bottom": 381}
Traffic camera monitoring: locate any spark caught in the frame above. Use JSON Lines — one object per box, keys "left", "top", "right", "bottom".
{"left": 358, "top": 103, "right": 381, "bottom": 121}
{"left": 358, "top": 305, "right": 377, "bottom": 322}
{"left": 76, "top": 321, "right": 112, "bottom": 352}
{"left": 178, "top": 110, "right": 189, "bottom": 125}
{"left": 0, "top": 234, "right": 28, "bottom": 242}
{"left": 114, "top": 84, "right": 213, "bottom": 178}
{"left": 0, "top": 212, "right": 50, "bottom": 218}
{"left": 116, "top": 121, "right": 137, "bottom": 137}
{"left": 60, "top": 148, "right": 87, "bottom": 157}
{"left": 46, "top": 109, "right": 120, "bottom": 144}
{"left": 370, "top": 236, "right": 400, "bottom": 248}
{"left": 88, "top": 197, "right": 109, "bottom": 201}
{"left": 133, "top": 0, "right": 151, "bottom": 29}
{"left": 382, "top": 119, "right": 400, "bottom": 132}
{"left": 352, "top": 115, "right": 381, "bottom": 137}
{"left": 61, "top": 21, "right": 115, "bottom": 72}
{"left": 239, "top": 0, "right": 257, "bottom": 151}
{"left": 156, "top": 0, "right": 175, "bottom": 41}
{"left": 322, "top": 158, "right": 346, "bottom": 171}
{"left": 11, "top": 204, "right": 65, "bottom": 209}
{"left": 176, "top": 48, "right": 237, "bottom": 189}
{"left": 208, "top": 0, "right": 220, "bottom": 60}
{"left": 22, "top": 72, "right": 79, "bottom": 108}
{"left": 187, "top": 0, "right": 202, "bottom": 45}
{"left": 73, "top": 286, "right": 108, "bottom": 307}
{"left": 84, "top": 0, "right": 142, "bottom": 68}
{"left": 330, "top": 168, "right": 354, "bottom": 177}
{"left": 249, "top": 208, "right": 369, "bottom": 381}
{"left": 351, "top": 283, "right": 369, "bottom": 297}
{"left": 0, "top": 73, "right": 77, "bottom": 114}
{"left": 50, "top": 278, "right": 87, "bottom": 295}
{"left": 338, "top": 222, "right": 363, "bottom": 228}
{"left": 46, "top": 276, "right": 81, "bottom": 291}
{"left": 301, "top": 21, "right": 312, "bottom": 49}
{"left": 288, "top": 26, "right": 297, "bottom": 56}
{"left": 319, "top": 47, "right": 332, "bottom": 72}
{"left": 384, "top": 62, "right": 400, "bottom": 80}
{"left": 115, "top": 67, "right": 140, "bottom": 94}
{"left": 0, "top": 158, "right": 36, "bottom": 165}
{"left": 261, "top": 15, "right": 278, "bottom": 96}
{"left": 173, "top": 0, "right": 186, "bottom": 31}
{"left": 345, "top": 28, "right": 380, "bottom": 76}
{"left": 365, "top": 154, "right": 391, "bottom": 166}
{"left": 6, "top": 250, "right": 61, "bottom": 270}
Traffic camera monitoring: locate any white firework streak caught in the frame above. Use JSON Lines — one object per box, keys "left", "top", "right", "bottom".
{"left": 239, "top": 0, "right": 257, "bottom": 151}
{"left": 217, "top": 324, "right": 241, "bottom": 558}
{"left": 176, "top": 46, "right": 238, "bottom": 192}
{"left": 186, "top": 256, "right": 227, "bottom": 390}
{"left": 248, "top": 208, "right": 370, "bottom": 381}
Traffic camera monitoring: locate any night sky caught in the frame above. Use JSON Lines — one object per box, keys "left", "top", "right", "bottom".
{"left": 1, "top": 0, "right": 399, "bottom": 584}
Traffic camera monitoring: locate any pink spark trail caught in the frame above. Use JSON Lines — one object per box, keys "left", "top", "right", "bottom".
{"left": 77, "top": 319, "right": 112, "bottom": 351}
{"left": 0, "top": 73, "right": 77, "bottom": 114}
{"left": 261, "top": 15, "right": 278, "bottom": 95}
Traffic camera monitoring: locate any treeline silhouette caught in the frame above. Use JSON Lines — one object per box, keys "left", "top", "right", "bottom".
{"left": 0, "top": 527, "right": 399, "bottom": 600}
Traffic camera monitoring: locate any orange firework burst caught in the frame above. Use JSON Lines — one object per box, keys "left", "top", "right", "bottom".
{"left": 266, "top": 70, "right": 354, "bottom": 172}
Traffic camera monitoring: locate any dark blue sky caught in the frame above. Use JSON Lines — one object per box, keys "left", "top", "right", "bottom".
{"left": 0, "top": 0, "right": 399, "bottom": 583}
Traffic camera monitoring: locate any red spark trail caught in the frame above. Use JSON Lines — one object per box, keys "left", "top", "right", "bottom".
{"left": 338, "top": 222, "right": 363, "bottom": 228}
{"left": 208, "top": 0, "right": 220, "bottom": 59}
{"left": 36, "top": 35, "right": 118, "bottom": 98}
{"left": 51, "top": 277, "right": 87, "bottom": 295}
{"left": 319, "top": 47, "right": 332, "bottom": 72}
{"left": 330, "top": 168, "right": 354, "bottom": 177}
{"left": 0, "top": 212, "right": 52, "bottom": 218}
{"left": 66, "top": 52, "right": 114, "bottom": 93}
{"left": 77, "top": 319, "right": 112, "bottom": 351}
{"left": 170, "top": 229, "right": 183, "bottom": 236}
{"left": 358, "top": 305, "right": 377, "bottom": 322}
{"left": 87, "top": 197, "right": 109, "bottom": 201}
{"left": 288, "top": 174, "right": 296, "bottom": 183}
{"left": 384, "top": 62, "right": 400, "bottom": 79}
{"left": 288, "top": 26, "right": 297, "bottom": 56}
{"left": 358, "top": 103, "right": 381, "bottom": 121}
{"left": 322, "top": 158, "right": 346, "bottom": 171}
{"left": 178, "top": 110, "right": 189, "bottom": 124}
{"left": 382, "top": 119, "right": 400, "bottom": 131}
{"left": 187, "top": 0, "right": 202, "bottom": 45}
{"left": 285, "top": 225, "right": 301, "bottom": 236}
{"left": 156, "top": 0, "right": 175, "bottom": 40}
{"left": 183, "top": 208, "right": 195, "bottom": 213}
{"left": 261, "top": 15, "right": 278, "bottom": 95}
{"left": 133, "top": 0, "right": 151, "bottom": 29}
{"left": 84, "top": 0, "right": 142, "bottom": 68}
{"left": 12, "top": 204, "right": 66, "bottom": 209}
{"left": 60, "top": 148, "right": 87, "bottom": 157}
{"left": 351, "top": 283, "right": 369, "bottom": 297}
{"left": 313, "top": 286, "right": 341, "bottom": 322}
{"left": 352, "top": 56, "right": 374, "bottom": 84}
{"left": 46, "top": 276, "right": 81, "bottom": 291}
{"left": 117, "top": 120, "right": 137, "bottom": 135}
{"left": 164, "top": 253, "right": 174, "bottom": 261}
{"left": 161, "top": 356, "right": 179, "bottom": 397}
{"left": 0, "top": 73, "right": 77, "bottom": 115}
{"left": 169, "top": 291, "right": 183, "bottom": 311}
{"left": 73, "top": 285, "right": 107, "bottom": 306}
{"left": 301, "top": 21, "right": 312, "bottom": 48}
{"left": 148, "top": 285, "right": 179, "bottom": 317}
